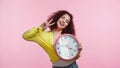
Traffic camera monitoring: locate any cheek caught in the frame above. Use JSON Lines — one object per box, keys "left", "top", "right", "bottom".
{"left": 56, "top": 20, "right": 60, "bottom": 24}
{"left": 57, "top": 19, "right": 61, "bottom": 24}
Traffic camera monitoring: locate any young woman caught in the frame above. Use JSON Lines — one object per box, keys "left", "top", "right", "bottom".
{"left": 22, "top": 10, "right": 82, "bottom": 68}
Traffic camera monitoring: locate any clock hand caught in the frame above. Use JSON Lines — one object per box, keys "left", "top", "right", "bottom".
{"left": 68, "top": 47, "right": 73, "bottom": 50}
{"left": 66, "top": 44, "right": 73, "bottom": 50}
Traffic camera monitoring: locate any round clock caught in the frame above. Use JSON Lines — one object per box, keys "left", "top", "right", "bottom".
{"left": 54, "top": 34, "right": 81, "bottom": 61}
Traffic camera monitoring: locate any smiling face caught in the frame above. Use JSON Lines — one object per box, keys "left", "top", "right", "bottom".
{"left": 56, "top": 14, "right": 70, "bottom": 30}
{"left": 48, "top": 10, "right": 75, "bottom": 35}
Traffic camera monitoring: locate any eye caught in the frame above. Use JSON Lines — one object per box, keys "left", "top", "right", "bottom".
{"left": 61, "top": 16, "right": 65, "bottom": 19}
{"left": 66, "top": 20, "right": 70, "bottom": 23}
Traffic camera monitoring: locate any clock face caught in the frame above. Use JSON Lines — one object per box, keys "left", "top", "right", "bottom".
{"left": 54, "top": 34, "right": 79, "bottom": 60}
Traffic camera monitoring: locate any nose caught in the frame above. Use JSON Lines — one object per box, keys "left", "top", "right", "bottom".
{"left": 62, "top": 20, "right": 66, "bottom": 24}
{"left": 63, "top": 21, "right": 65, "bottom": 23}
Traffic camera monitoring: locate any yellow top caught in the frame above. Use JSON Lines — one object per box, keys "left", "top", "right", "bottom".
{"left": 22, "top": 26, "right": 80, "bottom": 63}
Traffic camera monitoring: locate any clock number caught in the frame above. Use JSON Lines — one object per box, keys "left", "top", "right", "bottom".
{"left": 59, "top": 51, "right": 61, "bottom": 54}
{"left": 73, "top": 40, "right": 75, "bottom": 43}
{"left": 71, "top": 54, "right": 73, "bottom": 56}
{"left": 64, "top": 36, "right": 67, "bottom": 39}
{"left": 74, "top": 50, "right": 77, "bottom": 52}
{"left": 57, "top": 47, "right": 59, "bottom": 50}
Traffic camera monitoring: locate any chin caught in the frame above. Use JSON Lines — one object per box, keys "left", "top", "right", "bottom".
{"left": 59, "top": 26, "right": 66, "bottom": 29}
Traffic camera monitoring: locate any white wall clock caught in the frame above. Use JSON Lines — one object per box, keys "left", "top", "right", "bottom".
{"left": 54, "top": 34, "right": 81, "bottom": 60}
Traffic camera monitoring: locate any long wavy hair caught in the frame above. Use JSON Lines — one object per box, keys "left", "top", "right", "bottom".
{"left": 47, "top": 10, "right": 75, "bottom": 35}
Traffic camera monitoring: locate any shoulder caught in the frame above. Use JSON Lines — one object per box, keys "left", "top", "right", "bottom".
{"left": 39, "top": 30, "right": 52, "bottom": 38}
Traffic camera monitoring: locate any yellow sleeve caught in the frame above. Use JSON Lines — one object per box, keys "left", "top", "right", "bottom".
{"left": 22, "top": 26, "right": 44, "bottom": 41}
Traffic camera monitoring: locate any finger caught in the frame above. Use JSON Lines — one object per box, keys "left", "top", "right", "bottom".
{"left": 48, "top": 19, "right": 53, "bottom": 23}
{"left": 49, "top": 22, "right": 55, "bottom": 26}
{"left": 78, "top": 48, "right": 82, "bottom": 52}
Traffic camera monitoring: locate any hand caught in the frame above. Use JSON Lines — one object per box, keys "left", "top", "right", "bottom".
{"left": 78, "top": 47, "right": 82, "bottom": 53}
{"left": 73, "top": 48, "right": 82, "bottom": 60}
{"left": 78, "top": 43, "right": 82, "bottom": 54}
{"left": 40, "top": 19, "right": 55, "bottom": 29}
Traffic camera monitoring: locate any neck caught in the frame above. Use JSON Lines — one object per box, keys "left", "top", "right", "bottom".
{"left": 51, "top": 28, "right": 63, "bottom": 35}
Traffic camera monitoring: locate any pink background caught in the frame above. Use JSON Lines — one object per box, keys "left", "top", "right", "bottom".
{"left": 1, "top": 0, "right": 120, "bottom": 68}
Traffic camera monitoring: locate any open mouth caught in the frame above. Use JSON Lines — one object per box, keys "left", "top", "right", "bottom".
{"left": 60, "top": 22, "right": 65, "bottom": 26}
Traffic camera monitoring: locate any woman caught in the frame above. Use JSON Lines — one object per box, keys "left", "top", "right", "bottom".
{"left": 22, "top": 10, "right": 82, "bottom": 68}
